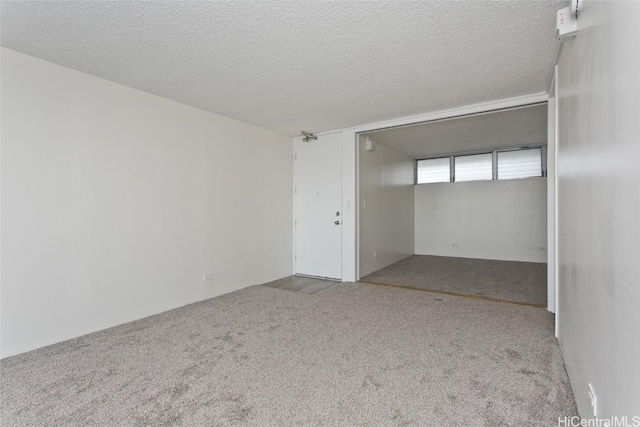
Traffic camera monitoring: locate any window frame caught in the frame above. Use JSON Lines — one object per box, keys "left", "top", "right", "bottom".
{"left": 415, "top": 156, "right": 452, "bottom": 184}
{"left": 496, "top": 146, "right": 547, "bottom": 181}
{"left": 452, "top": 152, "right": 494, "bottom": 183}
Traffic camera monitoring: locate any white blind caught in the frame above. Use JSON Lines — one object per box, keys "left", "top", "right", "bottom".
{"left": 498, "top": 148, "right": 542, "bottom": 180}
{"left": 454, "top": 153, "right": 492, "bottom": 182}
{"left": 417, "top": 158, "right": 450, "bottom": 184}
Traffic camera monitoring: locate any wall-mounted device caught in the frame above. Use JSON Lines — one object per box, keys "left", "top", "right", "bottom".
{"left": 364, "top": 137, "right": 375, "bottom": 152}
{"left": 556, "top": 7, "right": 577, "bottom": 41}
{"left": 557, "top": 0, "right": 583, "bottom": 41}
{"left": 571, "top": 0, "right": 584, "bottom": 17}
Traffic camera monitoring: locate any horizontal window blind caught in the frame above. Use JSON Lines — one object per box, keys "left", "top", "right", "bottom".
{"left": 417, "top": 158, "right": 450, "bottom": 183}
{"left": 498, "top": 148, "right": 542, "bottom": 179}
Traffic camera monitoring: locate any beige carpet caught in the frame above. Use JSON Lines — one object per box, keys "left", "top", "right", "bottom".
{"left": 1, "top": 282, "right": 575, "bottom": 426}
{"left": 362, "top": 255, "right": 547, "bottom": 306}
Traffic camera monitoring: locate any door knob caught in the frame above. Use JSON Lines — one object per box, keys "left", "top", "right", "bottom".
{"left": 334, "top": 220, "right": 340, "bottom": 225}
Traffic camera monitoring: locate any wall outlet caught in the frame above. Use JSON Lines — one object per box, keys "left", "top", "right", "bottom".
{"left": 588, "top": 383, "right": 598, "bottom": 417}
{"left": 202, "top": 273, "right": 214, "bottom": 281}
{"left": 373, "top": 252, "right": 378, "bottom": 259}
{"left": 452, "top": 243, "right": 459, "bottom": 248}
{"left": 532, "top": 246, "right": 546, "bottom": 252}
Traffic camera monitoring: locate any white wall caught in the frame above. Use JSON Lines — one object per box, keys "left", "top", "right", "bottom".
{"left": 358, "top": 136, "right": 414, "bottom": 277}
{"left": 556, "top": 2, "right": 640, "bottom": 419}
{"left": 0, "top": 48, "right": 293, "bottom": 358}
{"left": 415, "top": 178, "right": 547, "bottom": 263}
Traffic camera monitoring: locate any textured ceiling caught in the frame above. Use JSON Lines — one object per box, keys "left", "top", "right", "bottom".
{"left": 0, "top": 1, "right": 565, "bottom": 136}
{"left": 365, "top": 104, "right": 548, "bottom": 158}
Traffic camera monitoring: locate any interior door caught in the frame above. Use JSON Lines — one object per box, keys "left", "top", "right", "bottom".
{"left": 294, "top": 132, "right": 342, "bottom": 279}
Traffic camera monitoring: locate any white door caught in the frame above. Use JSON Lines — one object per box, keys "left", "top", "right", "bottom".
{"left": 294, "top": 132, "right": 342, "bottom": 279}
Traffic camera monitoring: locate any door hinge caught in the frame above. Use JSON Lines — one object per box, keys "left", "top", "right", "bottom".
{"left": 294, "top": 220, "right": 297, "bottom": 227}
{"left": 294, "top": 187, "right": 297, "bottom": 194}
{"left": 294, "top": 253, "right": 297, "bottom": 260}
{"left": 294, "top": 153, "right": 297, "bottom": 160}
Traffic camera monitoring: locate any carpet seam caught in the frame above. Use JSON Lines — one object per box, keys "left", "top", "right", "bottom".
{"left": 358, "top": 280, "right": 546, "bottom": 308}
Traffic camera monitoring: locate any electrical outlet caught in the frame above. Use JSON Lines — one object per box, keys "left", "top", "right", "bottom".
{"left": 202, "top": 273, "right": 214, "bottom": 281}
{"left": 452, "top": 243, "right": 459, "bottom": 248}
{"left": 373, "top": 252, "right": 378, "bottom": 259}
{"left": 532, "top": 246, "right": 546, "bottom": 252}
{"left": 588, "top": 383, "right": 598, "bottom": 417}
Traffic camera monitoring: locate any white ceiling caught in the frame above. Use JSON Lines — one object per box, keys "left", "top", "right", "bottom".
{"left": 0, "top": 1, "right": 565, "bottom": 136}
{"left": 364, "top": 103, "right": 548, "bottom": 158}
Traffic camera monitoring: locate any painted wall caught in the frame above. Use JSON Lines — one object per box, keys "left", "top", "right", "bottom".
{"left": 358, "top": 136, "right": 414, "bottom": 277}
{"left": 415, "top": 178, "right": 547, "bottom": 263}
{"left": 556, "top": 2, "right": 640, "bottom": 419}
{"left": 0, "top": 48, "right": 293, "bottom": 358}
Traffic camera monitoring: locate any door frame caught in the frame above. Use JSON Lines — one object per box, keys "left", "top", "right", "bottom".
{"left": 341, "top": 92, "right": 553, "bottom": 290}
{"left": 547, "top": 68, "right": 557, "bottom": 315}
{"left": 548, "top": 66, "right": 560, "bottom": 330}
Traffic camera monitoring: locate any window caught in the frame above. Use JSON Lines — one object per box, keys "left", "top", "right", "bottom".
{"left": 415, "top": 145, "right": 546, "bottom": 185}
{"left": 497, "top": 148, "right": 542, "bottom": 180}
{"left": 454, "top": 153, "right": 492, "bottom": 182}
{"left": 416, "top": 157, "right": 450, "bottom": 184}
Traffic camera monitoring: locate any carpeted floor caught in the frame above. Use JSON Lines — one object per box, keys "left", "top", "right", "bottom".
{"left": 1, "top": 282, "right": 575, "bottom": 426}
{"left": 362, "top": 255, "right": 547, "bottom": 306}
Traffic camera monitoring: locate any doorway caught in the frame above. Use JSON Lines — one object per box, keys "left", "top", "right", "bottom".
{"left": 357, "top": 103, "right": 551, "bottom": 307}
